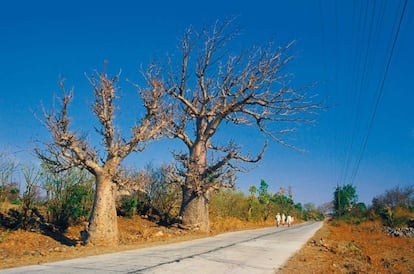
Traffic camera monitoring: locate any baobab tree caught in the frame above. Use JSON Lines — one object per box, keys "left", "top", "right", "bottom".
{"left": 35, "top": 68, "right": 170, "bottom": 246}
{"left": 156, "top": 20, "right": 319, "bottom": 231}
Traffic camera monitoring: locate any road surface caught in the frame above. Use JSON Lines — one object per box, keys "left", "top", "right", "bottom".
{"left": 1, "top": 222, "right": 322, "bottom": 274}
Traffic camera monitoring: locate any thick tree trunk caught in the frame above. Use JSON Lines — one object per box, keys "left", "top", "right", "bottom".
{"left": 179, "top": 185, "right": 210, "bottom": 232}
{"left": 179, "top": 139, "right": 210, "bottom": 231}
{"left": 85, "top": 173, "right": 118, "bottom": 246}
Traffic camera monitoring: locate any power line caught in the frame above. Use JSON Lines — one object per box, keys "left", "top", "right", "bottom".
{"left": 340, "top": 0, "right": 373, "bottom": 186}
{"left": 349, "top": 0, "right": 408, "bottom": 184}
{"left": 346, "top": 0, "right": 386, "bottom": 185}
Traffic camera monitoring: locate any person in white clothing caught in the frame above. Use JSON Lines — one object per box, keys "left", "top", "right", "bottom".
{"left": 286, "top": 215, "right": 293, "bottom": 227}
{"left": 275, "top": 213, "right": 281, "bottom": 227}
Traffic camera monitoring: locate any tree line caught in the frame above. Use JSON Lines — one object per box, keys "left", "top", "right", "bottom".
{"left": 333, "top": 184, "right": 414, "bottom": 227}
{"left": 2, "top": 151, "right": 412, "bottom": 244}
{"left": 0, "top": 155, "right": 322, "bottom": 232}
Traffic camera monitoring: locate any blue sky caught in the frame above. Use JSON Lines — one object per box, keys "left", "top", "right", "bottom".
{"left": 1, "top": 0, "right": 413, "bottom": 206}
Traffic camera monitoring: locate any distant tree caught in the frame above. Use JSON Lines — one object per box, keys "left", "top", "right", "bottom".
{"left": 35, "top": 69, "right": 170, "bottom": 246}
{"left": 249, "top": 186, "right": 257, "bottom": 196}
{"left": 19, "top": 165, "right": 45, "bottom": 230}
{"left": 145, "top": 164, "right": 182, "bottom": 223}
{"left": 372, "top": 185, "right": 414, "bottom": 210}
{"left": 348, "top": 202, "right": 367, "bottom": 223}
{"left": 258, "top": 179, "right": 272, "bottom": 221}
{"left": 318, "top": 201, "right": 334, "bottom": 216}
{"left": 271, "top": 191, "right": 294, "bottom": 213}
{"left": 153, "top": 19, "right": 319, "bottom": 231}
{"left": 371, "top": 185, "right": 414, "bottom": 227}
{"left": 0, "top": 153, "right": 17, "bottom": 206}
{"left": 258, "top": 180, "right": 270, "bottom": 203}
{"left": 333, "top": 184, "right": 358, "bottom": 217}
{"left": 247, "top": 185, "right": 260, "bottom": 221}
{"left": 294, "top": 202, "right": 303, "bottom": 211}
{"left": 302, "top": 202, "right": 323, "bottom": 221}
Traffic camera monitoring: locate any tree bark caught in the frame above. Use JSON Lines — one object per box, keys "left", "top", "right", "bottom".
{"left": 178, "top": 139, "right": 211, "bottom": 232}
{"left": 85, "top": 173, "right": 118, "bottom": 246}
{"left": 179, "top": 184, "right": 210, "bottom": 232}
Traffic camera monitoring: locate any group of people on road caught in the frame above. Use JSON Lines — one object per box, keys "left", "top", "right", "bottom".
{"left": 275, "top": 213, "right": 294, "bottom": 227}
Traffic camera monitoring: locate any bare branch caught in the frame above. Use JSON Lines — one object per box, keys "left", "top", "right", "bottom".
{"left": 36, "top": 67, "right": 171, "bottom": 178}
{"left": 157, "top": 19, "right": 320, "bottom": 198}
{"left": 35, "top": 81, "right": 100, "bottom": 174}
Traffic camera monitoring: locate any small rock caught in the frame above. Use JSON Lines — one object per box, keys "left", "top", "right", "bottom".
{"left": 54, "top": 247, "right": 61, "bottom": 252}
{"left": 154, "top": 231, "right": 164, "bottom": 237}
{"left": 381, "top": 258, "right": 391, "bottom": 268}
{"left": 31, "top": 250, "right": 42, "bottom": 256}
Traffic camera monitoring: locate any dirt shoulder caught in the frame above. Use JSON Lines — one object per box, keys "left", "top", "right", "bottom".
{"left": 278, "top": 220, "right": 414, "bottom": 273}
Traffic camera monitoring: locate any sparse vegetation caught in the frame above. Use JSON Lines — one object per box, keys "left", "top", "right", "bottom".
{"left": 331, "top": 184, "right": 414, "bottom": 228}
{"left": 371, "top": 185, "right": 414, "bottom": 228}
{"left": 302, "top": 202, "right": 325, "bottom": 221}
{"left": 40, "top": 166, "right": 94, "bottom": 231}
{"left": 0, "top": 153, "right": 18, "bottom": 209}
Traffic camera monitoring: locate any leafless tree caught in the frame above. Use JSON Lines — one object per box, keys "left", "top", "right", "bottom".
{"left": 115, "top": 166, "right": 149, "bottom": 198}
{"left": 35, "top": 68, "right": 170, "bottom": 246}
{"left": 20, "top": 165, "right": 42, "bottom": 229}
{"left": 0, "top": 152, "right": 17, "bottom": 206}
{"left": 154, "top": 20, "right": 320, "bottom": 231}
{"left": 145, "top": 163, "right": 182, "bottom": 222}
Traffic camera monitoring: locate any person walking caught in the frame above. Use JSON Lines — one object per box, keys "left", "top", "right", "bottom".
{"left": 275, "top": 213, "right": 281, "bottom": 227}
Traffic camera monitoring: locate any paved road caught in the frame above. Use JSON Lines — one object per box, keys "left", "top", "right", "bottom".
{"left": 1, "top": 222, "right": 322, "bottom": 274}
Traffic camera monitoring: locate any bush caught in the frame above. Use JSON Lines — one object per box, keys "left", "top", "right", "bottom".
{"left": 118, "top": 196, "right": 138, "bottom": 218}
{"left": 48, "top": 182, "right": 94, "bottom": 230}
{"left": 371, "top": 186, "right": 414, "bottom": 227}
{"left": 145, "top": 164, "right": 182, "bottom": 224}
{"left": 379, "top": 206, "right": 414, "bottom": 227}
{"left": 42, "top": 167, "right": 94, "bottom": 231}
{"left": 210, "top": 189, "right": 249, "bottom": 220}
{"left": 0, "top": 183, "right": 20, "bottom": 206}
{"left": 302, "top": 202, "right": 324, "bottom": 221}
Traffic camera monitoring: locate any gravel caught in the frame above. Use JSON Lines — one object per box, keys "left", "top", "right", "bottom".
{"left": 384, "top": 227, "right": 414, "bottom": 238}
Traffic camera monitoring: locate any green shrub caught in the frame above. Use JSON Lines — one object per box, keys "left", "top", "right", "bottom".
{"left": 378, "top": 206, "right": 414, "bottom": 227}
{"left": 210, "top": 189, "right": 250, "bottom": 220}
{"left": 48, "top": 182, "right": 93, "bottom": 230}
{"left": 118, "top": 196, "right": 138, "bottom": 218}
